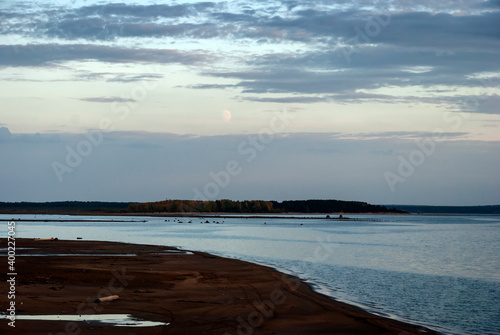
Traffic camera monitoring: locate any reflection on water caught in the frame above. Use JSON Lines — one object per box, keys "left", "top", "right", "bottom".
{"left": 3, "top": 213, "right": 500, "bottom": 335}
{"left": 0, "top": 314, "right": 169, "bottom": 327}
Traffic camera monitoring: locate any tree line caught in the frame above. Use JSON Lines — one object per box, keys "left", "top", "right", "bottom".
{"left": 127, "top": 199, "right": 404, "bottom": 214}
{"left": 0, "top": 201, "right": 131, "bottom": 213}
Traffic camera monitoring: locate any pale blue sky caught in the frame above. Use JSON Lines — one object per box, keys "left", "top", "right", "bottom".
{"left": 0, "top": 0, "right": 499, "bottom": 205}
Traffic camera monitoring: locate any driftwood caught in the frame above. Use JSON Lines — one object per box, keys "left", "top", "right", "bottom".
{"left": 95, "top": 295, "right": 120, "bottom": 303}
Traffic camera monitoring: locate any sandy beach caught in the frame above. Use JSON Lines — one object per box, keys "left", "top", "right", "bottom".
{"left": 0, "top": 238, "right": 439, "bottom": 334}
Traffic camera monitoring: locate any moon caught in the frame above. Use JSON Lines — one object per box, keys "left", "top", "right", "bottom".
{"left": 223, "top": 109, "right": 232, "bottom": 122}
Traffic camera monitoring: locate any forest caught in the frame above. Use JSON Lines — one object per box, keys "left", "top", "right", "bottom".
{"left": 126, "top": 199, "right": 403, "bottom": 214}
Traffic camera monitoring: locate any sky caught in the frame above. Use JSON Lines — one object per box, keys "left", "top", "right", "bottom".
{"left": 0, "top": 0, "right": 499, "bottom": 205}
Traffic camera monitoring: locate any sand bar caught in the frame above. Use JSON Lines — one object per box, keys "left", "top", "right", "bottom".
{"left": 0, "top": 238, "right": 440, "bottom": 334}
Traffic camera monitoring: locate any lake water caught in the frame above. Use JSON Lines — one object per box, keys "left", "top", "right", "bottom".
{"left": 2, "top": 214, "right": 499, "bottom": 335}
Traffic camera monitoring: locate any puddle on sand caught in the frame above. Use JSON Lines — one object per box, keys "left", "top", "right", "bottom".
{"left": 0, "top": 314, "right": 169, "bottom": 327}
{"left": 153, "top": 250, "right": 194, "bottom": 255}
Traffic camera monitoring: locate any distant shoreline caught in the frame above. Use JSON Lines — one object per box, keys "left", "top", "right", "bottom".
{"left": 0, "top": 211, "right": 406, "bottom": 217}
{"left": 1, "top": 210, "right": 498, "bottom": 219}
{"left": 2, "top": 200, "right": 498, "bottom": 215}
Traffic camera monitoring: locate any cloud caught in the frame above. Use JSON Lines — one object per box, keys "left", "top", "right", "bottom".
{"left": 243, "top": 92, "right": 407, "bottom": 104}
{"left": 476, "top": 0, "right": 500, "bottom": 9}
{"left": 203, "top": 67, "right": 416, "bottom": 95}
{"left": 196, "top": 43, "right": 499, "bottom": 109}
{"left": 264, "top": 9, "right": 500, "bottom": 49}
{"left": 69, "top": 71, "right": 164, "bottom": 83}
{"left": 343, "top": 131, "right": 469, "bottom": 140}
{"left": 243, "top": 95, "right": 331, "bottom": 104}
{"left": 0, "top": 127, "right": 60, "bottom": 144}
{"left": 105, "top": 73, "right": 164, "bottom": 83}
{"left": 2, "top": 2, "right": 499, "bottom": 85}
{"left": 0, "top": 44, "right": 207, "bottom": 67}
{"left": 241, "top": 92, "right": 499, "bottom": 115}
{"left": 44, "top": 19, "right": 223, "bottom": 40}
{"left": 0, "top": 127, "right": 12, "bottom": 141}
{"left": 2, "top": 3, "right": 227, "bottom": 41}
{"left": 76, "top": 3, "right": 217, "bottom": 19}
{"left": 5, "top": 1, "right": 495, "bottom": 48}
{"left": 77, "top": 97, "right": 137, "bottom": 103}
{"left": 473, "top": 95, "right": 500, "bottom": 114}
{"left": 188, "top": 84, "right": 236, "bottom": 90}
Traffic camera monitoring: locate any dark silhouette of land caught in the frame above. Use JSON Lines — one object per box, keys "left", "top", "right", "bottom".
{"left": 1, "top": 200, "right": 498, "bottom": 215}
{"left": 0, "top": 199, "right": 404, "bottom": 214}
{"left": 0, "top": 201, "right": 131, "bottom": 213}
{"left": 127, "top": 199, "right": 404, "bottom": 214}
{"left": 391, "top": 204, "right": 500, "bottom": 215}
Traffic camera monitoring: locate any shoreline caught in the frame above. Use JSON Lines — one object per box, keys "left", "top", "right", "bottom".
{"left": 0, "top": 238, "right": 441, "bottom": 334}
{"left": 0, "top": 211, "right": 408, "bottom": 217}
{"left": 3, "top": 211, "right": 496, "bottom": 218}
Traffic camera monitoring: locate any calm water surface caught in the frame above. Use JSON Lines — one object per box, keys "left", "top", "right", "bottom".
{"left": 2, "top": 214, "right": 499, "bottom": 335}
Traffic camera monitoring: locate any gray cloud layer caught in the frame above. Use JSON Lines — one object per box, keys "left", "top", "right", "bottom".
{"left": 1, "top": 127, "right": 498, "bottom": 205}
{"left": 0, "top": 44, "right": 206, "bottom": 67}
{"left": 1, "top": 1, "right": 498, "bottom": 111}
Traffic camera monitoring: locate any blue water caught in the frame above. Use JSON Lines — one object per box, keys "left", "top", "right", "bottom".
{"left": 2, "top": 214, "right": 499, "bottom": 335}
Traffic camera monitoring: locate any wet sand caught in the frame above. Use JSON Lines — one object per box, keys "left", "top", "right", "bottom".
{"left": 0, "top": 239, "right": 439, "bottom": 334}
